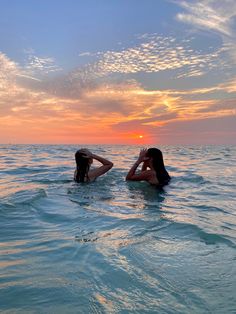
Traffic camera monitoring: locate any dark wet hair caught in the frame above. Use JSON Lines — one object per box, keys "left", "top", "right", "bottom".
{"left": 146, "top": 148, "right": 170, "bottom": 186}
{"left": 75, "top": 150, "right": 90, "bottom": 183}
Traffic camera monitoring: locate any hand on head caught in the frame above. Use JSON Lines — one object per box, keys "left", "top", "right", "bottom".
{"left": 137, "top": 148, "right": 149, "bottom": 163}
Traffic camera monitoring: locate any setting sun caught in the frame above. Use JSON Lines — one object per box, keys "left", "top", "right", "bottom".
{"left": 139, "top": 135, "right": 143, "bottom": 139}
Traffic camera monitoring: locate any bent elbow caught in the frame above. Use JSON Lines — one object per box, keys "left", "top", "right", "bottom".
{"left": 104, "top": 162, "right": 113, "bottom": 172}
{"left": 108, "top": 162, "right": 113, "bottom": 170}
{"left": 105, "top": 161, "right": 113, "bottom": 167}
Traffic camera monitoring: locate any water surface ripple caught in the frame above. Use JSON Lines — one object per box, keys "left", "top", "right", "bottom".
{"left": 0, "top": 145, "right": 236, "bottom": 313}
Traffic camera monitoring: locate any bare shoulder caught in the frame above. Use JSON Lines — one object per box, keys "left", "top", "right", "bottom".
{"left": 147, "top": 171, "right": 159, "bottom": 185}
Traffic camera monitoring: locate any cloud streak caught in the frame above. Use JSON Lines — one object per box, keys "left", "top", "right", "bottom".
{"left": 175, "top": 0, "right": 236, "bottom": 64}
{"left": 176, "top": 0, "right": 236, "bottom": 36}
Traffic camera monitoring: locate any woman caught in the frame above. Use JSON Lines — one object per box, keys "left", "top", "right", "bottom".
{"left": 126, "top": 148, "right": 170, "bottom": 187}
{"left": 74, "top": 148, "right": 113, "bottom": 183}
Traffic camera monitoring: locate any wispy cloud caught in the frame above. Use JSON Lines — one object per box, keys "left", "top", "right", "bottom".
{"left": 1, "top": 48, "right": 235, "bottom": 144}
{"left": 89, "top": 34, "right": 223, "bottom": 77}
{"left": 25, "top": 55, "right": 62, "bottom": 75}
{"left": 0, "top": 52, "right": 19, "bottom": 85}
{"left": 1, "top": 50, "right": 234, "bottom": 120}
{"left": 9, "top": 32, "right": 229, "bottom": 100}
{"left": 175, "top": 0, "right": 236, "bottom": 37}
{"left": 20, "top": 48, "right": 62, "bottom": 78}
{"left": 78, "top": 52, "right": 99, "bottom": 57}
{"left": 175, "top": 0, "right": 236, "bottom": 63}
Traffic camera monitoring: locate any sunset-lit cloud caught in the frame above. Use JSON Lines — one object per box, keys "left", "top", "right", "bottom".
{"left": 0, "top": 53, "right": 19, "bottom": 86}
{"left": 1, "top": 48, "right": 235, "bottom": 144}
{"left": 0, "top": 0, "right": 235, "bottom": 144}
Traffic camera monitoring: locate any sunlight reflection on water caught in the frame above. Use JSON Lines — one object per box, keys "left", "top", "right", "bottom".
{"left": 0, "top": 144, "right": 236, "bottom": 313}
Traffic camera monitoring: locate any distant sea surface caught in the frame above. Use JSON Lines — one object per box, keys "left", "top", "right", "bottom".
{"left": 0, "top": 144, "right": 235, "bottom": 313}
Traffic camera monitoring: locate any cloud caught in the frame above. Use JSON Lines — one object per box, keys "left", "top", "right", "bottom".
{"left": 12, "top": 31, "right": 231, "bottom": 102}
{"left": 157, "top": 78, "right": 236, "bottom": 99}
{"left": 0, "top": 53, "right": 19, "bottom": 86}
{"left": 112, "top": 112, "right": 178, "bottom": 131}
{"left": 0, "top": 52, "right": 65, "bottom": 118}
{"left": 78, "top": 52, "right": 97, "bottom": 57}
{"left": 0, "top": 53, "right": 181, "bottom": 143}
{"left": 220, "top": 79, "right": 236, "bottom": 93}
{"left": 175, "top": 1, "right": 236, "bottom": 63}
{"left": 1, "top": 49, "right": 234, "bottom": 122}
{"left": 176, "top": 0, "right": 236, "bottom": 36}
{"left": 40, "top": 34, "right": 224, "bottom": 93}
{"left": 90, "top": 34, "right": 223, "bottom": 77}
{"left": 25, "top": 55, "right": 62, "bottom": 75}
{"left": 1, "top": 50, "right": 235, "bottom": 144}
{"left": 139, "top": 114, "right": 236, "bottom": 145}
{"left": 195, "top": 98, "right": 236, "bottom": 113}
{"left": 159, "top": 114, "right": 236, "bottom": 143}
{"left": 14, "top": 49, "right": 62, "bottom": 81}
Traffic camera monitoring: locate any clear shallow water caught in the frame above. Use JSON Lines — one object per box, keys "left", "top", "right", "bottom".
{"left": 0, "top": 144, "right": 236, "bottom": 314}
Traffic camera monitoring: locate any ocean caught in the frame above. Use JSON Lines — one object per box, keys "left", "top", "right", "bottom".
{"left": 0, "top": 144, "right": 235, "bottom": 313}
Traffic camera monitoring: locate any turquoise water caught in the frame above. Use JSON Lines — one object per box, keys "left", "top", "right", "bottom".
{"left": 0, "top": 145, "right": 236, "bottom": 313}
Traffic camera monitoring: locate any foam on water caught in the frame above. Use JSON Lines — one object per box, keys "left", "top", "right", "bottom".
{"left": 0, "top": 144, "right": 236, "bottom": 313}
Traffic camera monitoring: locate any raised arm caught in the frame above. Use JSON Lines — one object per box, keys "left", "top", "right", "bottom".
{"left": 126, "top": 149, "right": 150, "bottom": 181}
{"left": 88, "top": 153, "right": 113, "bottom": 179}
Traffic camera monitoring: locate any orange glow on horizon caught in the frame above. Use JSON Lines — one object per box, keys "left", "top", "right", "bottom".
{"left": 121, "top": 132, "right": 153, "bottom": 145}
{"left": 0, "top": 56, "right": 235, "bottom": 145}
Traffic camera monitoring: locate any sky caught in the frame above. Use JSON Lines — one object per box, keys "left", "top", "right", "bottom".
{"left": 0, "top": 0, "right": 236, "bottom": 145}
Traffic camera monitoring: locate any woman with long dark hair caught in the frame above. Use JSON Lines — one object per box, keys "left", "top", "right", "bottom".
{"left": 126, "top": 148, "right": 170, "bottom": 187}
{"left": 74, "top": 148, "right": 113, "bottom": 183}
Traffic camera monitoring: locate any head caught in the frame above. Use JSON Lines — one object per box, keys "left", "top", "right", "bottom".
{"left": 146, "top": 147, "right": 170, "bottom": 185}
{"left": 146, "top": 148, "right": 164, "bottom": 167}
{"left": 75, "top": 149, "right": 92, "bottom": 182}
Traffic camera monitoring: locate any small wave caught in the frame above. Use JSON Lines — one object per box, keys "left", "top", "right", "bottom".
{"left": 191, "top": 204, "right": 229, "bottom": 214}
{"left": 198, "top": 231, "right": 236, "bottom": 247}
{"left": 35, "top": 208, "right": 75, "bottom": 224}
{"left": 208, "top": 157, "right": 222, "bottom": 161}
{"left": 1, "top": 188, "right": 47, "bottom": 206}
{"left": 196, "top": 189, "right": 219, "bottom": 196}
{"left": 31, "top": 178, "right": 72, "bottom": 184}
{"left": 174, "top": 173, "right": 209, "bottom": 186}
{"left": 1, "top": 166, "right": 48, "bottom": 175}
{"left": 166, "top": 165, "right": 180, "bottom": 172}
{"left": 184, "top": 173, "right": 206, "bottom": 183}
{"left": 162, "top": 220, "right": 236, "bottom": 248}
